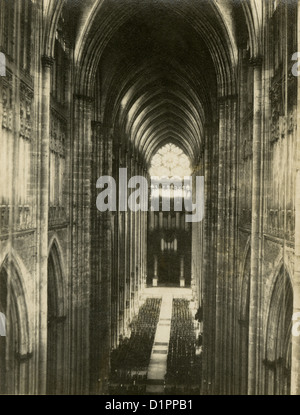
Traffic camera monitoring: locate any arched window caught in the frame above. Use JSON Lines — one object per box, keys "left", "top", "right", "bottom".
{"left": 150, "top": 144, "right": 192, "bottom": 201}
{"left": 150, "top": 143, "right": 191, "bottom": 178}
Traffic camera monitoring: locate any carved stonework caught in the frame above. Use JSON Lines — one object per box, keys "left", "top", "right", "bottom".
{"left": 269, "top": 80, "right": 283, "bottom": 144}
{"left": 2, "top": 72, "right": 13, "bottom": 131}
{"left": 41, "top": 55, "right": 54, "bottom": 68}
{"left": 239, "top": 208, "right": 252, "bottom": 229}
{"left": 20, "top": 81, "right": 33, "bottom": 140}
{"left": 241, "top": 111, "right": 253, "bottom": 160}
{"left": 286, "top": 209, "right": 295, "bottom": 240}
{"left": 91, "top": 121, "right": 102, "bottom": 135}
{"left": 287, "top": 71, "right": 297, "bottom": 109}
{"left": 268, "top": 209, "right": 279, "bottom": 236}
{"left": 16, "top": 206, "right": 31, "bottom": 231}
{"left": 50, "top": 110, "right": 66, "bottom": 157}
{"left": 287, "top": 108, "right": 295, "bottom": 135}
{"left": 49, "top": 206, "right": 67, "bottom": 226}
{"left": 0, "top": 205, "right": 10, "bottom": 234}
{"left": 249, "top": 56, "right": 263, "bottom": 67}
{"left": 267, "top": 208, "right": 294, "bottom": 240}
{"left": 0, "top": 205, "right": 32, "bottom": 234}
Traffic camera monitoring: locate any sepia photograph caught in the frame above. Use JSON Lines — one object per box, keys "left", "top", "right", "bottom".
{"left": 0, "top": 0, "right": 299, "bottom": 397}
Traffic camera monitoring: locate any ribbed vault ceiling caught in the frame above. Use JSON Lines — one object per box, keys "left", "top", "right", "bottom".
{"left": 98, "top": 3, "right": 220, "bottom": 166}
{"left": 63, "top": 0, "right": 250, "bottom": 166}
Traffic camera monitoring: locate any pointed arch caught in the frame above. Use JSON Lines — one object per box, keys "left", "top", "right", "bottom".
{"left": 237, "top": 239, "right": 251, "bottom": 395}
{"left": 0, "top": 249, "right": 32, "bottom": 394}
{"left": 48, "top": 236, "right": 66, "bottom": 318}
{"left": 241, "top": 0, "right": 263, "bottom": 58}
{"left": 47, "top": 236, "right": 67, "bottom": 395}
{"left": 42, "top": 0, "right": 66, "bottom": 58}
{"left": 264, "top": 264, "right": 293, "bottom": 395}
{"left": 0, "top": 248, "right": 32, "bottom": 356}
{"left": 239, "top": 238, "right": 251, "bottom": 321}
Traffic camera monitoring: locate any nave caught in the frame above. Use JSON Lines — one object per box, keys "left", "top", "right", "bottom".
{"left": 0, "top": 0, "right": 299, "bottom": 395}
{"left": 109, "top": 288, "right": 201, "bottom": 395}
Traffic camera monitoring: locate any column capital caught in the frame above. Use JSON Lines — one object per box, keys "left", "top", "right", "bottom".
{"left": 249, "top": 56, "right": 263, "bottom": 67}
{"left": 74, "top": 93, "right": 94, "bottom": 104}
{"left": 41, "top": 55, "right": 54, "bottom": 68}
{"left": 91, "top": 120, "right": 102, "bottom": 129}
{"left": 218, "top": 93, "right": 238, "bottom": 103}
{"left": 16, "top": 351, "right": 33, "bottom": 362}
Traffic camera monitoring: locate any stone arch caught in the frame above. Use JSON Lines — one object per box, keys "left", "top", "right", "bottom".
{"left": 264, "top": 263, "right": 293, "bottom": 395}
{"left": 48, "top": 236, "right": 66, "bottom": 317}
{"left": 237, "top": 239, "right": 251, "bottom": 395}
{"left": 47, "top": 237, "right": 67, "bottom": 395}
{"left": 240, "top": 0, "right": 262, "bottom": 58}
{"left": 0, "top": 249, "right": 31, "bottom": 356}
{"left": 239, "top": 238, "right": 251, "bottom": 321}
{"left": 0, "top": 249, "right": 32, "bottom": 394}
{"left": 42, "top": 0, "right": 66, "bottom": 58}
{"left": 266, "top": 256, "right": 294, "bottom": 301}
{"left": 73, "top": 0, "right": 240, "bottom": 100}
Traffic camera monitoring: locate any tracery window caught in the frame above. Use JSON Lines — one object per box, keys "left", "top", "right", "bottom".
{"left": 20, "top": 0, "right": 32, "bottom": 73}
{"left": 272, "top": 1, "right": 284, "bottom": 75}
{"left": 0, "top": 0, "right": 32, "bottom": 70}
{"left": 150, "top": 143, "right": 192, "bottom": 201}
{"left": 271, "top": 0, "right": 297, "bottom": 74}
{"left": 287, "top": 1, "right": 297, "bottom": 62}
{"left": 150, "top": 143, "right": 191, "bottom": 178}
{"left": 0, "top": 0, "right": 15, "bottom": 58}
{"left": 51, "top": 12, "right": 69, "bottom": 106}
{"left": 49, "top": 112, "right": 66, "bottom": 207}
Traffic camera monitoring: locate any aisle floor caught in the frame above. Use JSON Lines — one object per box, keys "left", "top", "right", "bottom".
{"left": 145, "top": 287, "right": 193, "bottom": 394}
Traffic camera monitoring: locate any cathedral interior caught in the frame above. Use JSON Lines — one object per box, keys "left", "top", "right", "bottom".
{"left": 0, "top": 0, "right": 300, "bottom": 395}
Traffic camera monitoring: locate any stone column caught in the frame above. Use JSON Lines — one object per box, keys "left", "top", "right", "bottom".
{"left": 222, "top": 99, "right": 229, "bottom": 395}
{"left": 215, "top": 98, "right": 226, "bottom": 394}
{"left": 71, "top": 94, "right": 93, "bottom": 394}
{"left": 248, "top": 57, "right": 262, "bottom": 395}
{"left": 291, "top": 3, "right": 300, "bottom": 395}
{"left": 38, "top": 55, "right": 54, "bottom": 394}
{"left": 120, "top": 143, "right": 126, "bottom": 338}
{"left": 153, "top": 255, "right": 158, "bottom": 287}
{"left": 150, "top": 210, "right": 154, "bottom": 230}
{"left": 225, "top": 96, "right": 238, "bottom": 395}
{"left": 201, "top": 123, "right": 214, "bottom": 395}
{"left": 159, "top": 212, "right": 163, "bottom": 228}
{"left": 129, "top": 151, "right": 135, "bottom": 318}
{"left": 125, "top": 146, "right": 130, "bottom": 329}
{"left": 137, "top": 161, "right": 142, "bottom": 298}
{"left": 180, "top": 256, "right": 185, "bottom": 287}
{"left": 97, "top": 126, "right": 113, "bottom": 391}
{"left": 143, "top": 166, "right": 148, "bottom": 288}
{"left": 134, "top": 158, "right": 140, "bottom": 311}
{"left": 90, "top": 121, "right": 104, "bottom": 393}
